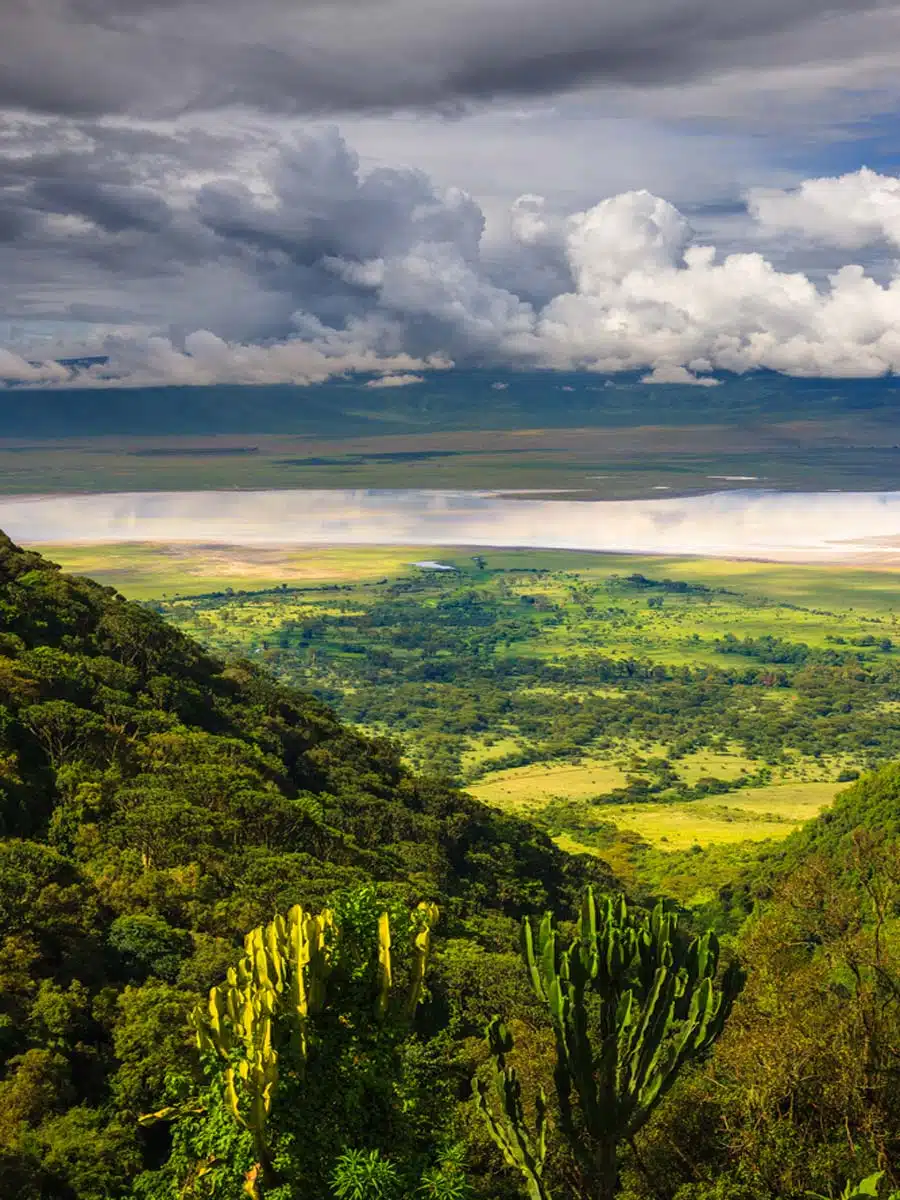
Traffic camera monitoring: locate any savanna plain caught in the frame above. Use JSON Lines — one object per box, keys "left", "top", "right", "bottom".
{"left": 48, "top": 541, "right": 900, "bottom": 915}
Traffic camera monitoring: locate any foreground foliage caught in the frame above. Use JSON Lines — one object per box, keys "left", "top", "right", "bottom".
{"left": 143, "top": 894, "right": 450, "bottom": 1197}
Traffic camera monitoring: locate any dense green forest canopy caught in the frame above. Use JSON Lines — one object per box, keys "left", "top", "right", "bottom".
{"left": 3, "top": 531, "right": 900, "bottom": 1198}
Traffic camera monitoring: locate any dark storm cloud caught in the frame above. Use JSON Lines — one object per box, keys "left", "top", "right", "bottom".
{"left": 28, "top": 179, "right": 172, "bottom": 233}
{"left": 0, "top": 121, "right": 493, "bottom": 345}
{"left": 194, "top": 132, "right": 485, "bottom": 267}
{"left": 0, "top": 201, "right": 35, "bottom": 243}
{"left": 0, "top": 0, "right": 894, "bottom": 118}
{"left": 0, "top": 122, "right": 235, "bottom": 288}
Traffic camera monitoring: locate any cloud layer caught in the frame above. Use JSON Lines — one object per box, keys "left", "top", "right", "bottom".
{"left": 5, "top": 123, "right": 900, "bottom": 386}
{"left": 2, "top": 0, "right": 896, "bottom": 120}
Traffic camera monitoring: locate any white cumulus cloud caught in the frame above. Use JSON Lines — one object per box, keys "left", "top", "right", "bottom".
{"left": 0, "top": 349, "right": 70, "bottom": 384}
{"left": 640, "top": 365, "right": 720, "bottom": 386}
{"left": 51, "top": 330, "right": 452, "bottom": 388}
{"left": 364, "top": 372, "right": 425, "bottom": 388}
{"left": 748, "top": 167, "right": 900, "bottom": 249}
{"left": 513, "top": 182, "right": 900, "bottom": 377}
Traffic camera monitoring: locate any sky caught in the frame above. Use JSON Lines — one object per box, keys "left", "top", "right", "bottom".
{"left": 4, "top": 0, "right": 900, "bottom": 386}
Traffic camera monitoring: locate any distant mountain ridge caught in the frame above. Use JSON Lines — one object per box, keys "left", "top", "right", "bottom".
{"left": 2, "top": 369, "right": 899, "bottom": 438}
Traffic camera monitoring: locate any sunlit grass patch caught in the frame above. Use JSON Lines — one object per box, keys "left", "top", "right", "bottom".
{"left": 711, "top": 780, "right": 841, "bottom": 821}
{"left": 459, "top": 735, "right": 525, "bottom": 774}
{"left": 596, "top": 802, "right": 799, "bottom": 850}
{"left": 468, "top": 757, "right": 628, "bottom": 809}
{"left": 673, "top": 750, "right": 759, "bottom": 784}
{"left": 578, "top": 779, "right": 841, "bottom": 851}
{"left": 39, "top": 543, "right": 467, "bottom": 599}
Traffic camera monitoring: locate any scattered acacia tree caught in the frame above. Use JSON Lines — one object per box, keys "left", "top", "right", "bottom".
{"left": 139, "top": 889, "right": 456, "bottom": 1198}
{"left": 476, "top": 889, "right": 743, "bottom": 1200}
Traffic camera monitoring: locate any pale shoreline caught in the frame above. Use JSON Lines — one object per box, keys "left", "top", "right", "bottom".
{"left": 27, "top": 537, "right": 900, "bottom": 569}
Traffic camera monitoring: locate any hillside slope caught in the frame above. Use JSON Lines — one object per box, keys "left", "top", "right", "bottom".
{"left": 0, "top": 531, "right": 607, "bottom": 1196}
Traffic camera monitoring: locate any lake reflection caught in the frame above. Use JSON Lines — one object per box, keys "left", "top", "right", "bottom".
{"left": 4, "top": 487, "right": 900, "bottom": 562}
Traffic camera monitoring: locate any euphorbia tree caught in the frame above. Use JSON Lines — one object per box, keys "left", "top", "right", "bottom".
{"left": 476, "top": 888, "right": 742, "bottom": 1200}
{"left": 142, "top": 890, "right": 440, "bottom": 1198}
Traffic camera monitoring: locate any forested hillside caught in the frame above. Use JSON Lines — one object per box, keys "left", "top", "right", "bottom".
{"left": 0, "top": 531, "right": 606, "bottom": 1196}
{"left": 2, "top": 530, "right": 900, "bottom": 1200}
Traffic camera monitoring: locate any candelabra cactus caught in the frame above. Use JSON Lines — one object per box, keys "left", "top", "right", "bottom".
{"left": 188, "top": 903, "right": 335, "bottom": 1190}
{"left": 188, "top": 898, "right": 439, "bottom": 1196}
{"left": 474, "top": 1017, "right": 551, "bottom": 1200}
{"left": 373, "top": 900, "right": 438, "bottom": 1021}
{"left": 479, "top": 888, "right": 742, "bottom": 1200}
{"left": 405, "top": 900, "right": 437, "bottom": 1018}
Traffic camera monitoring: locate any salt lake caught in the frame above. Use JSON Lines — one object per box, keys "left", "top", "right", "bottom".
{"left": 4, "top": 487, "right": 900, "bottom": 564}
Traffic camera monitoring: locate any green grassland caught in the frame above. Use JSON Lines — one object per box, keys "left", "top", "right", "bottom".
{"left": 42, "top": 541, "right": 900, "bottom": 611}
{"left": 36, "top": 540, "right": 900, "bottom": 892}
